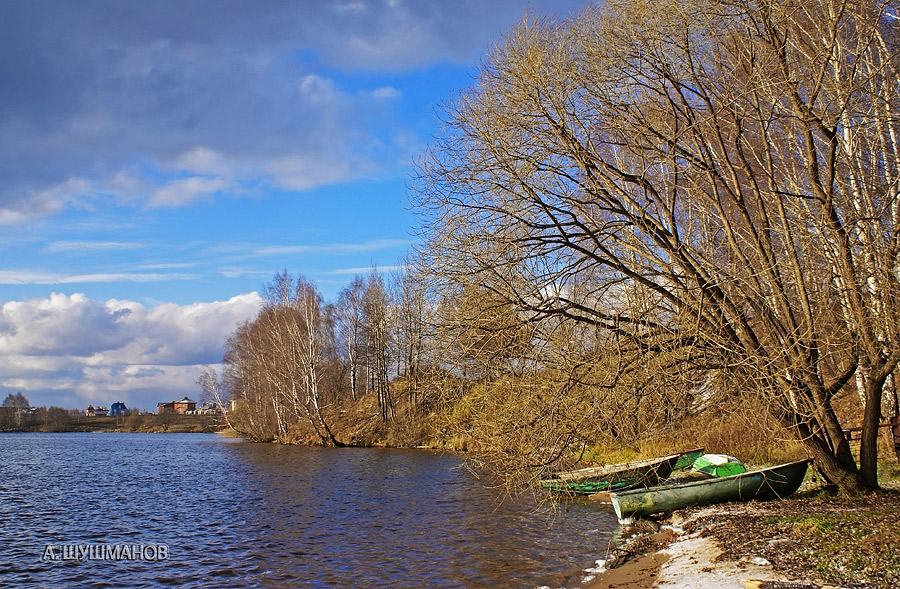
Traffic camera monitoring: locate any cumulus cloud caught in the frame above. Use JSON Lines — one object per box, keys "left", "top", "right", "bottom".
{"left": 0, "top": 292, "right": 262, "bottom": 409}
{"left": 0, "top": 0, "right": 588, "bottom": 410}
{"left": 147, "top": 176, "right": 237, "bottom": 208}
{"left": 0, "top": 6, "right": 384, "bottom": 219}
{"left": 371, "top": 86, "right": 402, "bottom": 102}
{"left": 0, "top": 0, "right": 587, "bottom": 223}
{"left": 0, "top": 293, "right": 131, "bottom": 356}
{"left": 173, "top": 147, "right": 234, "bottom": 177}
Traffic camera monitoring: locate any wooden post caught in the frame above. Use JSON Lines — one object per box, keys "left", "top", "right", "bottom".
{"left": 891, "top": 415, "right": 900, "bottom": 463}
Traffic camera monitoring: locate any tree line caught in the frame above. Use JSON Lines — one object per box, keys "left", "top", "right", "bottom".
{"left": 207, "top": 267, "right": 438, "bottom": 446}
{"left": 1, "top": 393, "right": 101, "bottom": 431}
{"left": 217, "top": 0, "right": 900, "bottom": 495}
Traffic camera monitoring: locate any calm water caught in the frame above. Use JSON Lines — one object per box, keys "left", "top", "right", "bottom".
{"left": 0, "top": 433, "right": 618, "bottom": 587}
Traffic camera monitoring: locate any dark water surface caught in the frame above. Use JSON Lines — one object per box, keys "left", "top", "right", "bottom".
{"left": 0, "top": 433, "right": 617, "bottom": 587}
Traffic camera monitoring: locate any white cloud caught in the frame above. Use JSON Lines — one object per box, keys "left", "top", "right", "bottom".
{"left": 0, "top": 270, "right": 63, "bottom": 285}
{"left": 254, "top": 238, "right": 410, "bottom": 257}
{"left": 104, "top": 170, "right": 147, "bottom": 203}
{"left": 0, "top": 178, "right": 90, "bottom": 225}
{"left": 61, "top": 273, "right": 194, "bottom": 284}
{"left": 174, "top": 147, "right": 233, "bottom": 177}
{"left": 298, "top": 74, "right": 338, "bottom": 103}
{"left": 0, "top": 292, "right": 262, "bottom": 410}
{"left": 137, "top": 261, "right": 198, "bottom": 270}
{"left": 371, "top": 86, "right": 402, "bottom": 102}
{"left": 0, "top": 271, "right": 193, "bottom": 285}
{"left": 147, "top": 176, "right": 236, "bottom": 208}
{"left": 332, "top": 1, "right": 367, "bottom": 15}
{"left": 325, "top": 265, "right": 405, "bottom": 275}
{"left": 0, "top": 293, "right": 134, "bottom": 356}
{"left": 42, "top": 240, "right": 146, "bottom": 254}
{"left": 217, "top": 266, "right": 272, "bottom": 280}
{"left": 262, "top": 155, "right": 355, "bottom": 192}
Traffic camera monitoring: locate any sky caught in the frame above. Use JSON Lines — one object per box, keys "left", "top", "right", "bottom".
{"left": 0, "top": 0, "right": 589, "bottom": 411}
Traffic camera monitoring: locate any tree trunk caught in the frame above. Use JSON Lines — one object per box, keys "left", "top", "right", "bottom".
{"left": 787, "top": 415, "right": 867, "bottom": 494}
{"left": 859, "top": 372, "right": 886, "bottom": 490}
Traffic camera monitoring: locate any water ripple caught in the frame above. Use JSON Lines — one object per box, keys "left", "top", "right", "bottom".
{"left": 1, "top": 433, "right": 616, "bottom": 587}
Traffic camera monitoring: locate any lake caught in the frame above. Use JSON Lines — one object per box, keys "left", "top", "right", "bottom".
{"left": 0, "top": 433, "right": 618, "bottom": 587}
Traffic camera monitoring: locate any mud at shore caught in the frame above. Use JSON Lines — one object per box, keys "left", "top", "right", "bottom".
{"left": 569, "top": 492, "right": 900, "bottom": 589}
{"left": 578, "top": 513, "right": 797, "bottom": 589}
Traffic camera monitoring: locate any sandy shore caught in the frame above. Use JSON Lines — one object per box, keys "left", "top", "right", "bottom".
{"left": 576, "top": 507, "right": 821, "bottom": 589}
{"left": 584, "top": 530, "right": 792, "bottom": 589}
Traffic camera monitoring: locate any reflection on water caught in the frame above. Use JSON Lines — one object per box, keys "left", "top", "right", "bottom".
{"left": 0, "top": 433, "right": 617, "bottom": 587}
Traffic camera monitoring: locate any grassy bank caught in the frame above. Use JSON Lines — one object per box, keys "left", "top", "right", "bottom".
{"left": 3, "top": 413, "right": 226, "bottom": 434}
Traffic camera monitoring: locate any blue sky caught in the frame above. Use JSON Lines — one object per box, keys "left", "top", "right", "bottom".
{"left": 0, "top": 0, "right": 587, "bottom": 411}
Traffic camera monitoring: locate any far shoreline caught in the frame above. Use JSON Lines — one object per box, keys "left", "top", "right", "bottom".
{"left": 0, "top": 412, "right": 225, "bottom": 435}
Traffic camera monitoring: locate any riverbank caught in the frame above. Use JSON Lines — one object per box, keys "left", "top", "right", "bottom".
{"left": 578, "top": 486, "right": 900, "bottom": 589}
{"left": 580, "top": 508, "right": 800, "bottom": 589}
{"left": 1, "top": 413, "right": 225, "bottom": 434}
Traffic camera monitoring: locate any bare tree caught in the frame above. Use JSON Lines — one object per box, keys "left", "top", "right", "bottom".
{"left": 412, "top": 0, "right": 900, "bottom": 493}
{"left": 292, "top": 277, "right": 342, "bottom": 446}
{"left": 336, "top": 276, "right": 366, "bottom": 401}
{"left": 223, "top": 272, "right": 342, "bottom": 445}
{"left": 363, "top": 270, "right": 394, "bottom": 422}
{"left": 433, "top": 283, "right": 536, "bottom": 380}
{"left": 391, "top": 260, "right": 430, "bottom": 406}
{"left": 1, "top": 392, "right": 30, "bottom": 431}
{"left": 198, "top": 365, "right": 235, "bottom": 431}
{"left": 224, "top": 317, "right": 285, "bottom": 441}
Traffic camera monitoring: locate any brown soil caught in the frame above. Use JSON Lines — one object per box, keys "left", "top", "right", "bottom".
{"left": 676, "top": 490, "right": 900, "bottom": 588}
{"left": 581, "top": 487, "right": 900, "bottom": 589}
{"left": 585, "top": 551, "right": 670, "bottom": 589}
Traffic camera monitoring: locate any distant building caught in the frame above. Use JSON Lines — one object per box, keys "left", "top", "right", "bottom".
{"left": 173, "top": 397, "right": 196, "bottom": 414}
{"left": 196, "top": 401, "right": 223, "bottom": 415}
{"left": 157, "top": 397, "right": 197, "bottom": 415}
{"left": 109, "top": 402, "right": 128, "bottom": 416}
{"left": 85, "top": 405, "right": 109, "bottom": 417}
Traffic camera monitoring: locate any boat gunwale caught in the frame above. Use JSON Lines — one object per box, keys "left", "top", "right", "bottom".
{"left": 609, "top": 459, "right": 811, "bottom": 519}
{"left": 542, "top": 453, "right": 681, "bottom": 483}
{"left": 609, "top": 458, "right": 810, "bottom": 498}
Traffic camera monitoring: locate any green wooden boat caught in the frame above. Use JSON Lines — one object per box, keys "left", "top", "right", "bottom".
{"left": 672, "top": 447, "right": 705, "bottom": 471}
{"left": 541, "top": 449, "right": 702, "bottom": 495}
{"left": 691, "top": 453, "right": 746, "bottom": 477}
{"left": 610, "top": 459, "right": 810, "bottom": 519}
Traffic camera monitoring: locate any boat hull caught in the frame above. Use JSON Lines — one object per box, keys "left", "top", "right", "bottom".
{"left": 541, "top": 453, "right": 684, "bottom": 495}
{"left": 610, "top": 459, "right": 810, "bottom": 519}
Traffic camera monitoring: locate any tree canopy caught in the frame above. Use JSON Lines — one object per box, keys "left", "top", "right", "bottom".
{"left": 412, "top": 0, "right": 900, "bottom": 493}
{"left": 2, "top": 392, "right": 30, "bottom": 409}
